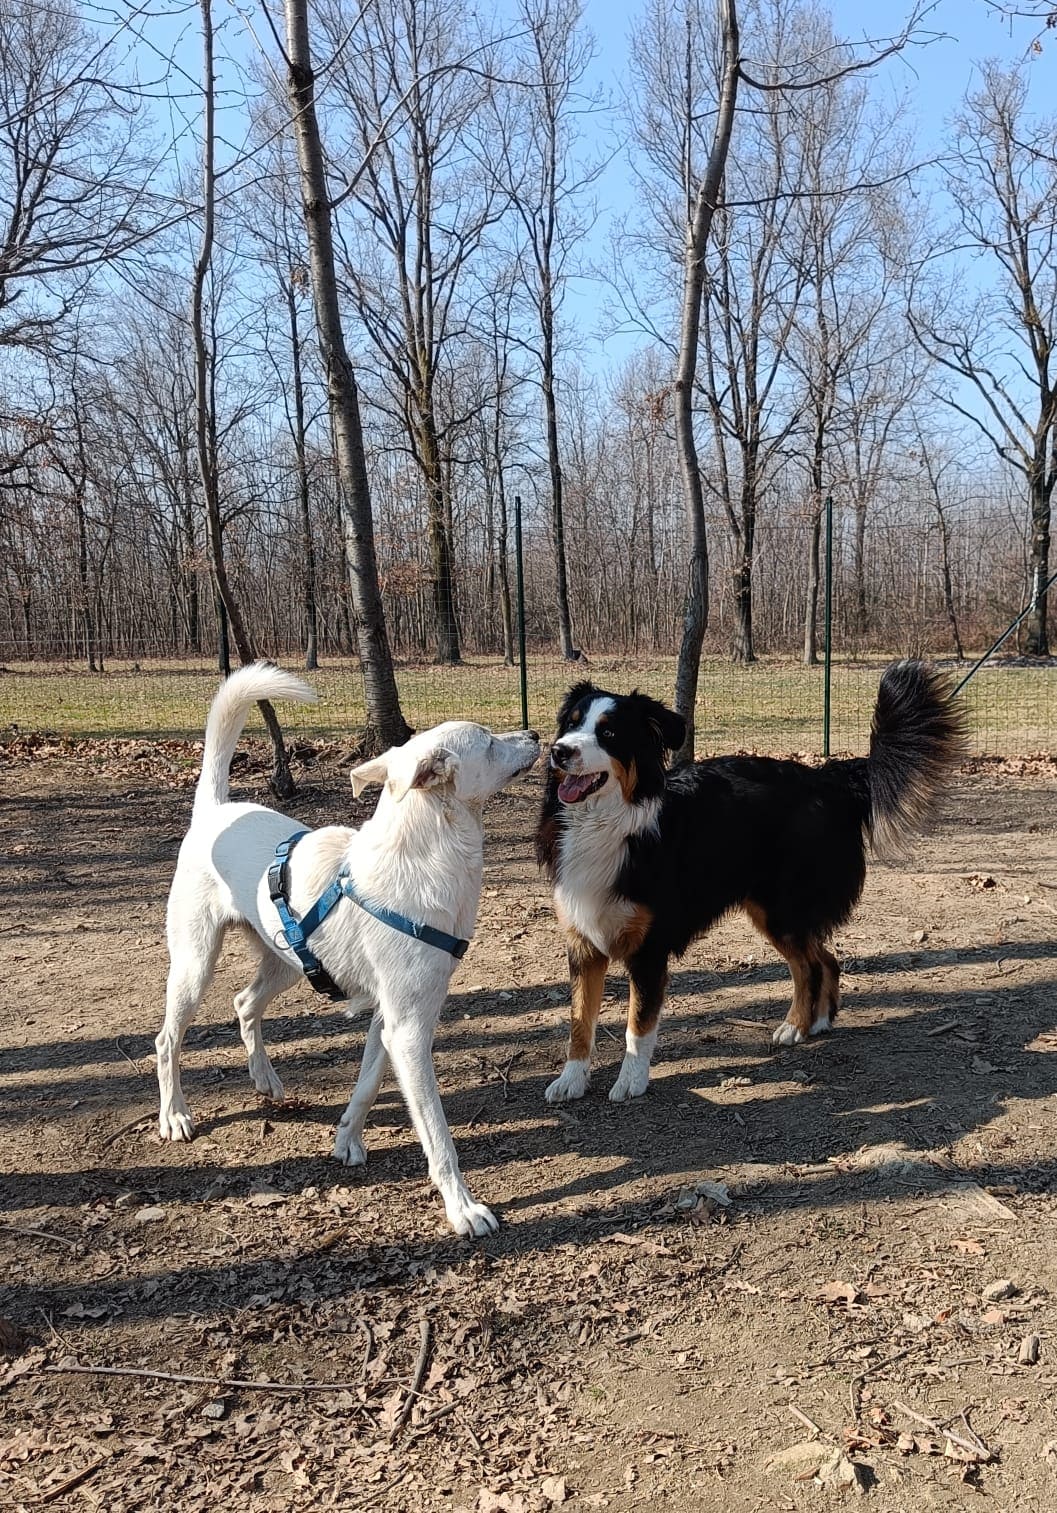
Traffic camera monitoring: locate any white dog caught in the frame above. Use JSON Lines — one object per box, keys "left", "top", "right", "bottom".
{"left": 155, "top": 663, "right": 538, "bottom": 1237}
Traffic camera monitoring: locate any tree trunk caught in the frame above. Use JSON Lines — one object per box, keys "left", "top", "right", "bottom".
{"left": 286, "top": 282, "right": 318, "bottom": 670}
{"left": 74, "top": 485, "right": 98, "bottom": 672}
{"left": 195, "top": 0, "right": 294, "bottom": 798}
{"left": 1025, "top": 459, "right": 1051, "bottom": 656}
{"left": 283, "top": 0, "right": 410, "bottom": 749}
{"left": 495, "top": 466, "right": 514, "bottom": 667}
{"left": 731, "top": 546, "right": 754, "bottom": 663}
{"left": 541, "top": 304, "right": 576, "bottom": 659}
{"left": 418, "top": 408, "right": 460, "bottom": 664}
{"left": 672, "top": 0, "right": 740, "bottom": 762}
{"left": 852, "top": 496, "right": 868, "bottom": 639}
{"left": 803, "top": 499, "right": 821, "bottom": 666}
{"left": 937, "top": 515, "right": 964, "bottom": 660}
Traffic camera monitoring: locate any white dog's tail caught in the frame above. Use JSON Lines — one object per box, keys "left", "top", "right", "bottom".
{"left": 194, "top": 662, "right": 317, "bottom": 814}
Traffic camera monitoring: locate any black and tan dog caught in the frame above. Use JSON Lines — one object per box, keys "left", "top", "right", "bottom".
{"left": 535, "top": 663, "right": 965, "bottom": 1103}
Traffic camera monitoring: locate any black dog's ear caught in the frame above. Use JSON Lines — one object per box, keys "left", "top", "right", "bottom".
{"left": 657, "top": 706, "right": 687, "bottom": 752}
{"left": 556, "top": 681, "right": 597, "bottom": 729}
{"left": 635, "top": 694, "right": 685, "bottom": 753}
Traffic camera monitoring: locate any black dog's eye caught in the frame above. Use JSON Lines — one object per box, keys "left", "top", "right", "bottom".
{"left": 596, "top": 725, "right": 611, "bottom": 744}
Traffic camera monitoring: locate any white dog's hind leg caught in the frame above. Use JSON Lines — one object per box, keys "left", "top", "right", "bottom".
{"left": 156, "top": 917, "right": 224, "bottom": 1141}
{"left": 333, "top": 1005, "right": 386, "bottom": 1166}
{"left": 381, "top": 1001, "right": 498, "bottom": 1239}
{"left": 234, "top": 948, "right": 301, "bottom": 1100}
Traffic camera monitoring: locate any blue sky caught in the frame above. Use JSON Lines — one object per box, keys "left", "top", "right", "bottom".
{"left": 567, "top": 0, "right": 1051, "bottom": 371}
{"left": 129, "top": 0, "right": 1052, "bottom": 397}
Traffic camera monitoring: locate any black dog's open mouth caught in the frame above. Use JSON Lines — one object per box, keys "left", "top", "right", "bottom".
{"left": 556, "top": 770, "right": 607, "bottom": 804}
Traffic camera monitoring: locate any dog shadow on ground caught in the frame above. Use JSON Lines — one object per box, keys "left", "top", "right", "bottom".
{"left": 3, "top": 931, "right": 1056, "bottom": 1331}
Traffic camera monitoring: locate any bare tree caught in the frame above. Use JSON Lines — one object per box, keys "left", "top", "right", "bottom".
{"left": 194, "top": 0, "right": 295, "bottom": 797}
{"left": 0, "top": 0, "right": 152, "bottom": 479}
{"left": 910, "top": 62, "right": 1055, "bottom": 655}
{"left": 910, "top": 422, "right": 966, "bottom": 659}
{"left": 245, "top": 155, "right": 323, "bottom": 671}
{"left": 322, "top": 0, "right": 503, "bottom": 665}
{"left": 787, "top": 52, "right": 920, "bottom": 664}
{"left": 499, "top": 0, "right": 603, "bottom": 660}
{"left": 656, "top": 0, "right": 741, "bottom": 755}
{"left": 278, "top": 0, "right": 410, "bottom": 747}
{"left": 629, "top": 0, "right": 929, "bottom": 752}
{"left": 837, "top": 317, "right": 923, "bottom": 642}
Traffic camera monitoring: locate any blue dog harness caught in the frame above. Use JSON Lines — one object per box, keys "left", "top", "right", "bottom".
{"left": 267, "top": 830, "right": 470, "bottom": 1000}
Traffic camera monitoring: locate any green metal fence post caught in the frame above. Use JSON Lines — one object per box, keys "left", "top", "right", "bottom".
{"left": 823, "top": 493, "right": 833, "bottom": 758}
{"left": 514, "top": 493, "right": 528, "bottom": 731}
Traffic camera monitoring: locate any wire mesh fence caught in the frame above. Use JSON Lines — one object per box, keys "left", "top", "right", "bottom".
{"left": 0, "top": 645, "right": 1053, "bottom": 757}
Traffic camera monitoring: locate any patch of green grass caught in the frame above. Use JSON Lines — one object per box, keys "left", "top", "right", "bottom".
{"left": 0, "top": 653, "right": 1052, "bottom": 755}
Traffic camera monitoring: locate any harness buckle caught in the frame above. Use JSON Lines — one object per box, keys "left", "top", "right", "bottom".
{"left": 304, "top": 961, "right": 345, "bottom": 999}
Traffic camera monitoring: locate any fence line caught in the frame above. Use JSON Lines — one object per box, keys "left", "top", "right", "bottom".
{"left": 1, "top": 646, "right": 1053, "bottom": 758}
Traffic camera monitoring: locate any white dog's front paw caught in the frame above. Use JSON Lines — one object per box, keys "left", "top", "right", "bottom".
{"left": 159, "top": 1106, "right": 195, "bottom": 1141}
{"left": 332, "top": 1123, "right": 367, "bottom": 1166}
{"left": 445, "top": 1194, "right": 499, "bottom": 1238}
{"left": 809, "top": 1014, "right": 831, "bottom": 1037}
{"left": 772, "top": 1021, "right": 805, "bottom": 1047}
{"left": 249, "top": 1058, "right": 285, "bottom": 1101}
{"left": 545, "top": 1059, "right": 591, "bottom": 1103}
{"left": 609, "top": 1057, "right": 651, "bottom": 1102}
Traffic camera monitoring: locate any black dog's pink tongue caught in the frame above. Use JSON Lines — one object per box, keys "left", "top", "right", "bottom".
{"left": 558, "top": 772, "right": 596, "bottom": 803}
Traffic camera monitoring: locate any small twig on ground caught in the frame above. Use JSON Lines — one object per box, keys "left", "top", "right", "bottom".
{"left": 484, "top": 1051, "right": 521, "bottom": 1100}
{"left": 711, "top": 1240, "right": 745, "bottom": 1278}
{"left": 408, "top": 1400, "right": 458, "bottom": 1437}
{"left": 392, "top": 1317, "right": 433, "bottom": 1437}
{"left": 466, "top": 1102, "right": 488, "bottom": 1127}
{"left": 358, "top": 1318, "right": 373, "bottom": 1378}
{"left": 850, "top": 1344, "right": 924, "bottom": 1420}
{"left": 115, "top": 1037, "right": 146, "bottom": 1079}
{"left": 925, "top": 1020, "right": 963, "bottom": 1038}
{"left": 0, "top": 1223, "right": 79, "bottom": 1249}
{"left": 808, "top": 1339, "right": 882, "bottom": 1371}
{"left": 97, "top": 1114, "right": 152, "bottom": 1152}
{"left": 597, "top": 1022, "right": 621, "bottom": 1043}
{"left": 500, "top": 1049, "right": 520, "bottom": 1099}
{"left": 460, "top": 1410, "right": 485, "bottom": 1454}
{"left": 39, "top": 1311, "right": 75, "bottom": 1354}
{"left": 789, "top": 1404, "right": 827, "bottom": 1438}
{"left": 44, "top": 1362, "right": 370, "bottom": 1395}
{"left": 40, "top": 1457, "right": 108, "bottom": 1505}
{"left": 892, "top": 1399, "right": 994, "bottom": 1461}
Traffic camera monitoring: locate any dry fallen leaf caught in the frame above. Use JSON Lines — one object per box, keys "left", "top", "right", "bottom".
{"left": 811, "top": 1280, "right": 862, "bottom": 1306}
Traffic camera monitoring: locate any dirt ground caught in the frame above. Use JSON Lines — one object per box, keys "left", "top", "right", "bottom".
{"left": 1, "top": 748, "right": 1056, "bottom": 1512}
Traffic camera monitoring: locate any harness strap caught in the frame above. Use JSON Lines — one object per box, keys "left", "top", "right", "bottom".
{"left": 341, "top": 877, "right": 470, "bottom": 960}
{"left": 268, "top": 831, "right": 471, "bottom": 1001}
{"left": 267, "top": 831, "right": 347, "bottom": 1001}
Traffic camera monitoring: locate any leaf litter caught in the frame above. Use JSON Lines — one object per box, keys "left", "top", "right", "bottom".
{"left": 2, "top": 756, "right": 1057, "bottom": 1508}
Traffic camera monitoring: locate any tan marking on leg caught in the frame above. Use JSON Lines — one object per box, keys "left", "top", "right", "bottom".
{"left": 609, "top": 904, "right": 654, "bottom": 962}
{"left": 566, "top": 929, "right": 609, "bottom": 1062}
{"left": 818, "top": 946, "right": 841, "bottom": 1023}
{"left": 745, "top": 902, "right": 818, "bottom": 1039}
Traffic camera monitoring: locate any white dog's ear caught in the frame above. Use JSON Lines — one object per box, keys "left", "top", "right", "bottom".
{"left": 389, "top": 747, "right": 457, "bottom": 803}
{"left": 350, "top": 754, "right": 389, "bottom": 796}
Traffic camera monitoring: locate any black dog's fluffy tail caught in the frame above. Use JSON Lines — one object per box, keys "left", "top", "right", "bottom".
{"left": 867, "top": 660, "right": 967, "bottom": 854}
